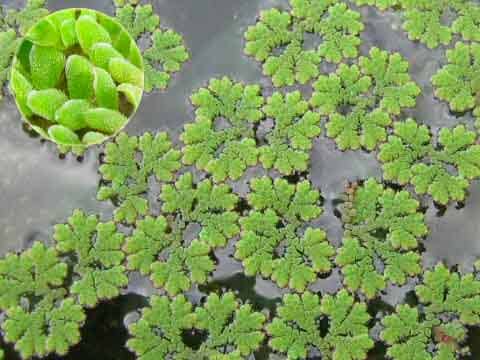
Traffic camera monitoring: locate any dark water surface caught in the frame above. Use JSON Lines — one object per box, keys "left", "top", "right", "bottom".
{"left": 1, "top": 0, "right": 480, "bottom": 359}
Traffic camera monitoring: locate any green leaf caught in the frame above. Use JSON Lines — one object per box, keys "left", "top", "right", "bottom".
{"left": 59, "top": 18, "right": 77, "bottom": 48}
{"left": 27, "top": 89, "right": 68, "bottom": 121}
{"left": 124, "top": 216, "right": 173, "bottom": 275}
{"left": 127, "top": 295, "right": 196, "bottom": 359}
{"left": 90, "top": 42, "right": 123, "bottom": 70}
{"left": 150, "top": 240, "right": 215, "bottom": 295}
{"left": 82, "top": 131, "right": 107, "bottom": 145}
{"left": 336, "top": 179, "right": 426, "bottom": 298}
{"left": 160, "top": 173, "right": 240, "bottom": 247}
{"left": 25, "top": 17, "right": 60, "bottom": 47}
{"left": 190, "top": 77, "right": 264, "bottom": 125}
{"left": 0, "top": 30, "right": 19, "bottom": 99}
{"left": 142, "top": 28, "right": 189, "bottom": 91}
{"left": 452, "top": 4, "right": 480, "bottom": 42}
{"left": 248, "top": 176, "right": 322, "bottom": 225}
{"left": 3, "top": 296, "right": 85, "bottom": 359}
{"left": 261, "top": 91, "right": 320, "bottom": 174}
{"left": 143, "top": 61, "right": 170, "bottom": 92}
{"left": 117, "top": 83, "right": 143, "bottom": 109}
{"left": 53, "top": 209, "right": 128, "bottom": 307}
{"left": 267, "top": 292, "right": 321, "bottom": 359}
{"left": 10, "top": 67, "right": 33, "bottom": 117}
{"left": 55, "top": 99, "right": 91, "bottom": 131}
{"left": 29, "top": 45, "right": 65, "bottom": 89}
{"left": 0, "top": 242, "right": 67, "bottom": 311}
{"left": 432, "top": 42, "right": 480, "bottom": 112}
{"left": 402, "top": 8, "right": 451, "bottom": 49}
{"left": 317, "top": 3, "right": 364, "bottom": 63}
{"left": 116, "top": 4, "right": 159, "bottom": 40}
{"left": 109, "top": 57, "right": 144, "bottom": 87}
{"left": 263, "top": 40, "right": 320, "bottom": 87}
{"left": 290, "top": 0, "right": 335, "bottom": 33}
{"left": 353, "top": 0, "right": 399, "bottom": 11}
{"left": 359, "top": 47, "right": 420, "bottom": 115}
{"left": 76, "top": 14, "right": 112, "bottom": 54}
{"left": 48, "top": 125, "right": 81, "bottom": 145}
{"left": 94, "top": 67, "right": 119, "bottom": 110}
{"left": 66, "top": 55, "right": 95, "bottom": 100}
{"left": 244, "top": 9, "right": 294, "bottom": 62}
{"left": 83, "top": 108, "right": 128, "bottom": 134}
{"left": 195, "top": 292, "right": 266, "bottom": 357}
{"left": 378, "top": 119, "right": 432, "bottom": 184}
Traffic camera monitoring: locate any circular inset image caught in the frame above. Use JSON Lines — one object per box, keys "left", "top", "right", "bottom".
{"left": 10, "top": 8, "right": 144, "bottom": 147}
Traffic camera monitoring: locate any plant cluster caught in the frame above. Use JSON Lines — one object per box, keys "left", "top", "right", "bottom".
{"left": 354, "top": 0, "right": 480, "bottom": 49}
{"left": 244, "top": 0, "right": 364, "bottom": 87}
{"left": 378, "top": 118, "right": 480, "bottom": 205}
{"left": 311, "top": 47, "right": 420, "bottom": 151}
{"left": 381, "top": 264, "right": 480, "bottom": 359}
{"left": 114, "top": 0, "right": 189, "bottom": 92}
{"left": 432, "top": 42, "right": 480, "bottom": 125}
{"left": 10, "top": 8, "right": 144, "bottom": 149}
{"left": 336, "top": 178, "right": 428, "bottom": 298}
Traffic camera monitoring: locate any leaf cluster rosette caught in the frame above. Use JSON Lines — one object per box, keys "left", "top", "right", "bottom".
{"left": 432, "top": 42, "right": 480, "bottom": 125}
{"left": 181, "top": 77, "right": 264, "bottom": 182}
{"left": 235, "top": 176, "right": 334, "bottom": 292}
{"left": 336, "top": 178, "right": 428, "bottom": 298}
{"left": 244, "top": 0, "right": 364, "bottom": 87}
{"left": 127, "top": 292, "right": 266, "bottom": 359}
{"left": 123, "top": 171, "right": 240, "bottom": 295}
{"left": 0, "top": 242, "right": 85, "bottom": 359}
{"left": 354, "top": 0, "right": 479, "bottom": 48}
{"left": 114, "top": 1, "right": 189, "bottom": 92}
{"left": 10, "top": 8, "right": 145, "bottom": 148}
{"left": 378, "top": 118, "right": 480, "bottom": 205}
{"left": 310, "top": 47, "right": 420, "bottom": 151}
{"left": 267, "top": 290, "right": 373, "bottom": 359}
{"left": 381, "top": 264, "right": 480, "bottom": 359}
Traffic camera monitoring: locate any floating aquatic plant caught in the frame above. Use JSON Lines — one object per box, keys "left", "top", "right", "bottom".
{"left": 9, "top": 8, "right": 144, "bottom": 149}
{"left": 127, "top": 292, "right": 265, "bottom": 359}
{"left": 181, "top": 77, "right": 264, "bottom": 182}
{"left": 379, "top": 118, "right": 480, "bottom": 204}
{"left": 310, "top": 47, "right": 420, "bottom": 151}
{"left": 114, "top": 1, "right": 189, "bottom": 92}
{"left": 354, "top": 0, "right": 480, "bottom": 48}
{"left": 235, "top": 176, "right": 333, "bottom": 292}
{"left": 0, "top": 242, "right": 85, "bottom": 359}
{"left": 97, "top": 131, "right": 181, "bottom": 224}
{"left": 432, "top": 42, "right": 480, "bottom": 125}
{"left": 336, "top": 178, "right": 428, "bottom": 298}
{"left": 267, "top": 290, "right": 373, "bottom": 359}
{"left": 244, "top": 0, "right": 364, "bottom": 87}
{"left": 53, "top": 209, "right": 128, "bottom": 307}
{"left": 381, "top": 264, "right": 480, "bottom": 359}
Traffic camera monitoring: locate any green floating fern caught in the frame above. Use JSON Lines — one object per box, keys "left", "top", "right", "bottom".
{"left": 381, "top": 264, "right": 480, "bottom": 359}
{"left": 261, "top": 91, "right": 321, "bottom": 174}
{"left": 235, "top": 176, "right": 333, "bottom": 292}
{"left": 53, "top": 209, "right": 128, "bottom": 307}
{"left": 127, "top": 292, "right": 265, "bottom": 359}
{"left": 267, "top": 290, "right": 373, "bottom": 360}
{"left": 310, "top": 47, "right": 420, "bottom": 151}
{"left": 0, "top": 242, "right": 85, "bottom": 359}
{"left": 124, "top": 172, "right": 240, "bottom": 295}
{"left": 354, "top": 0, "right": 478, "bottom": 48}
{"left": 115, "top": 1, "right": 189, "bottom": 92}
{"left": 378, "top": 118, "right": 480, "bottom": 205}
{"left": 181, "top": 77, "right": 264, "bottom": 182}
{"left": 244, "top": 0, "right": 364, "bottom": 87}
{"left": 432, "top": 42, "right": 480, "bottom": 124}
{"left": 97, "top": 131, "right": 181, "bottom": 224}
{"left": 9, "top": 8, "right": 144, "bottom": 149}
{"left": 336, "top": 178, "right": 428, "bottom": 299}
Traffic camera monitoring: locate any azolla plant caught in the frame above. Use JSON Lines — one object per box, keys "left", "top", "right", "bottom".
{"left": 10, "top": 8, "right": 144, "bottom": 149}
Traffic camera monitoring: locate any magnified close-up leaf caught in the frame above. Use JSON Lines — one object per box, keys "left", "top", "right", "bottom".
{"left": 10, "top": 8, "right": 145, "bottom": 148}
